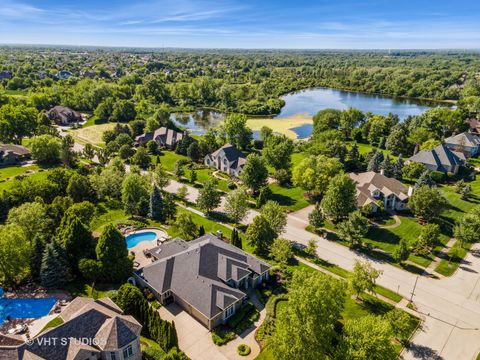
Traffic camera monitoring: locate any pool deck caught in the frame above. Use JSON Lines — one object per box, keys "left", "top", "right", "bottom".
{"left": 126, "top": 227, "right": 169, "bottom": 269}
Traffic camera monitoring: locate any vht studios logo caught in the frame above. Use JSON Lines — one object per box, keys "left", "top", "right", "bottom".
{"left": 26, "top": 337, "right": 107, "bottom": 347}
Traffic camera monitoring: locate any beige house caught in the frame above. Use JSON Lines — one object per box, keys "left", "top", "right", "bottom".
{"left": 407, "top": 144, "right": 465, "bottom": 174}
{"left": 0, "top": 297, "right": 142, "bottom": 360}
{"left": 135, "top": 127, "right": 185, "bottom": 150}
{"left": 0, "top": 144, "right": 30, "bottom": 166}
{"left": 134, "top": 234, "right": 270, "bottom": 330}
{"left": 349, "top": 171, "right": 413, "bottom": 212}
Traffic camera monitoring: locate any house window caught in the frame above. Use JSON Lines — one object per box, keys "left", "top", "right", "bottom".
{"left": 123, "top": 345, "right": 133, "bottom": 358}
{"left": 110, "top": 352, "right": 117, "bottom": 360}
{"left": 224, "top": 305, "right": 235, "bottom": 320}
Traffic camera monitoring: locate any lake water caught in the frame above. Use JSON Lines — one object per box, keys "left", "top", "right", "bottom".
{"left": 171, "top": 87, "right": 441, "bottom": 139}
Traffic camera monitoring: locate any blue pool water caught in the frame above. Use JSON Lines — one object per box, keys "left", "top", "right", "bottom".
{"left": 125, "top": 231, "right": 157, "bottom": 249}
{"left": 0, "top": 298, "right": 57, "bottom": 325}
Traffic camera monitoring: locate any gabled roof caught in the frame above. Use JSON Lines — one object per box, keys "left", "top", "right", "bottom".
{"left": 139, "top": 234, "right": 270, "bottom": 320}
{"left": 349, "top": 171, "right": 410, "bottom": 207}
{"left": 135, "top": 127, "right": 184, "bottom": 147}
{"left": 209, "top": 144, "right": 246, "bottom": 165}
{"left": 408, "top": 144, "right": 465, "bottom": 171}
{"left": 13, "top": 297, "right": 141, "bottom": 360}
{"left": 444, "top": 132, "right": 480, "bottom": 148}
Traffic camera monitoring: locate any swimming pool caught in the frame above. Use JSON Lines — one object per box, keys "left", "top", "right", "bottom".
{"left": 0, "top": 298, "right": 57, "bottom": 325}
{"left": 125, "top": 231, "right": 157, "bottom": 249}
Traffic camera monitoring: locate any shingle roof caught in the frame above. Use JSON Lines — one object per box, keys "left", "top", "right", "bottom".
{"left": 14, "top": 297, "right": 141, "bottom": 360}
{"left": 349, "top": 171, "right": 410, "bottom": 207}
{"left": 0, "top": 144, "right": 30, "bottom": 156}
{"left": 408, "top": 144, "right": 465, "bottom": 171}
{"left": 135, "top": 127, "right": 184, "bottom": 147}
{"left": 139, "top": 234, "right": 270, "bottom": 319}
{"left": 444, "top": 132, "right": 480, "bottom": 148}
{"left": 210, "top": 144, "right": 246, "bottom": 164}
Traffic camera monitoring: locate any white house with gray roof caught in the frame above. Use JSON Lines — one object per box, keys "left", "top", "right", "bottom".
{"left": 204, "top": 143, "right": 246, "bottom": 177}
{"left": 407, "top": 144, "right": 466, "bottom": 174}
{"left": 444, "top": 132, "right": 480, "bottom": 157}
{"left": 0, "top": 297, "right": 142, "bottom": 360}
{"left": 133, "top": 234, "right": 270, "bottom": 330}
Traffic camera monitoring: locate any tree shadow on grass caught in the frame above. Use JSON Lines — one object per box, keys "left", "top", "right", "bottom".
{"left": 366, "top": 227, "right": 401, "bottom": 246}
{"left": 358, "top": 296, "right": 393, "bottom": 315}
{"left": 269, "top": 193, "right": 296, "bottom": 207}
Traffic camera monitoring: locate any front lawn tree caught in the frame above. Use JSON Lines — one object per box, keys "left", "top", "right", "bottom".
{"left": 260, "top": 200, "right": 287, "bottom": 236}
{"left": 240, "top": 153, "right": 268, "bottom": 193}
{"left": 349, "top": 260, "right": 382, "bottom": 299}
{"left": 320, "top": 173, "right": 357, "bottom": 222}
{"left": 413, "top": 223, "right": 440, "bottom": 253}
{"left": 454, "top": 209, "right": 480, "bottom": 246}
{"left": 269, "top": 237, "right": 293, "bottom": 266}
{"left": 197, "top": 180, "right": 221, "bottom": 214}
{"left": 270, "top": 270, "right": 346, "bottom": 360}
{"left": 245, "top": 215, "right": 276, "bottom": 256}
{"left": 292, "top": 155, "right": 343, "bottom": 196}
{"left": 308, "top": 202, "right": 324, "bottom": 230}
{"left": 225, "top": 187, "right": 249, "bottom": 224}
{"left": 262, "top": 134, "right": 294, "bottom": 170}
{"left": 409, "top": 185, "right": 447, "bottom": 222}
{"left": 337, "top": 211, "right": 370, "bottom": 248}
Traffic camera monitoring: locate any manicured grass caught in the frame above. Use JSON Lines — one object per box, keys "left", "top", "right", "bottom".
{"left": 268, "top": 183, "right": 310, "bottom": 211}
{"left": 140, "top": 336, "right": 165, "bottom": 352}
{"left": 0, "top": 169, "right": 50, "bottom": 191}
{"left": 39, "top": 316, "right": 64, "bottom": 334}
{"left": 189, "top": 168, "right": 230, "bottom": 192}
{"left": 435, "top": 241, "right": 473, "bottom": 276}
{"left": 346, "top": 141, "right": 396, "bottom": 159}
{"left": 153, "top": 151, "right": 189, "bottom": 172}
{"left": 0, "top": 164, "right": 39, "bottom": 181}
{"left": 91, "top": 201, "right": 128, "bottom": 232}
{"left": 165, "top": 207, "right": 234, "bottom": 239}
{"left": 64, "top": 281, "right": 120, "bottom": 299}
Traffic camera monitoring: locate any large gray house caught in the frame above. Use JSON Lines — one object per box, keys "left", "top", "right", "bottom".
{"left": 133, "top": 234, "right": 270, "bottom": 330}
{"left": 46, "top": 106, "right": 83, "bottom": 126}
{"left": 407, "top": 144, "right": 466, "bottom": 174}
{"left": 0, "top": 297, "right": 142, "bottom": 360}
{"left": 444, "top": 132, "right": 480, "bottom": 157}
{"left": 135, "top": 127, "right": 185, "bottom": 150}
{"left": 204, "top": 143, "right": 246, "bottom": 177}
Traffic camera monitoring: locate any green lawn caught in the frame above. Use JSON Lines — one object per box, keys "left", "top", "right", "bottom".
{"left": 39, "top": 316, "right": 64, "bottom": 334}
{"left": 91, "top": 201, "right": 128, "bottom": 232}
{"left": 435, "top": 241, "right": 473, "bottom": 276}
{"left": 346, "top": 141, "right": 396, "bottom": 159}
{"left": 268, "top": 183, "right": 310, "bottom": 212}
{"left": 64, "top": 281, "right": 120, "bottom": 299}
{"left": 0, "top": 164, "right": 39, "bottom": 181}
{"left": 188, "top": 168, "right": 230, "bottom": 192}
{"left": 0, "top": 169, "right": 50, "bottom": 191}
{"left": 153, "top": 151, "right": 189, "bottom": 172}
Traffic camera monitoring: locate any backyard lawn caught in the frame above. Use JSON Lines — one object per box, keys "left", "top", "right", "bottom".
{"left": 0, "top": 169, "right": 50, "bottom": 191}
{"left": 0, "top": 164, "right": 39, "bottom": 181}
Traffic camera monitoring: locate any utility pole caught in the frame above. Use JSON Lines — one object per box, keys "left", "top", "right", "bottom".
{"left": 410, "top": 276, "right": 419, "bottom": 303}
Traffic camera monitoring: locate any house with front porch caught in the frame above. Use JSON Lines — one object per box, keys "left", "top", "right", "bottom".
{"left": 349, "top": 171, "right": 413, "bottom": 212}
{"left": 133, "top": 234, "right": 271, "bottom": 330}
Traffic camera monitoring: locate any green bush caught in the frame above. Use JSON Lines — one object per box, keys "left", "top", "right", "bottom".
{"left": 227, "top": 303, "right": 254, "bottom": 328}
{"left": 142, "top": 347, "right": 166, "bottom": 360}
{"left": 211, "top": 328, "right": 236, "bottom": 346}
{"left": 265, "top": 294, "right": 288, "bottom": 318}
{"left": 237, "top": 344, "right": 251, "bottom": 356}
{"left": 430, "top": 170, "right": 446, "bottom": 183}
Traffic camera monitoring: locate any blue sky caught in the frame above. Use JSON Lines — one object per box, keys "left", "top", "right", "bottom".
{"left": 1, "top": 0, "right": 480, "bottom": 49}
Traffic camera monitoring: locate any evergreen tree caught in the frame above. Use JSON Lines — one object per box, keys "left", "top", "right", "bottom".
{"left": 415, "top": 170, "right": 435, "bottom": 189}
{"left": 347, "top": 143, "right": 359, "bottom": 160}
{"left": 393, "top": 154, "right": 404, "bottom": 179}
{"left": 198, "top": 225, "right": 205, "bottom": 236}
{"left": 56, "top": 214, "right": 94, "bottom": 269}
{"left": 231, "top": 228, "right": 242, "bottom": 249}
{"left": 40, "top": 241, "right": 69, "bottom": 289}
{"left": 149, "top": 184, "right": 163, "bottom": 221}
{"left": 367, "top": 151, "right": 384, "bottom": 172}
{"left": 380, "top": 155, "right": 394, "bottom": 177}
{"left": 190, "top": 169, "right": 197, "bottom": 184}
{"left": 95, "top": 224, "right": 133, "bottom": 283}
{"left": 30, "top": 235, "right": 45, "bottom": 281}
{"left": 256, "top": 186, "right": 272, "bottom": 208}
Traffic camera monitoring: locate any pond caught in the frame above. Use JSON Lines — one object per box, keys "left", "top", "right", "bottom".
{"left": 170, "top": 88, "right": 443, "bottom": 139}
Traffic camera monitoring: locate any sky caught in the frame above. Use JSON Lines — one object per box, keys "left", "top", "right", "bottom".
{"left": 1, "top": 0, "right": 480, "bottom": 49}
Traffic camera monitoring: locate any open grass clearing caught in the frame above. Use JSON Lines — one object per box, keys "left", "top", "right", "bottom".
{"left": 71, "top": 122, "right": 116, "bottom": 146}
{"left": 0, "top": 164, "right": 39, "bottom": 181}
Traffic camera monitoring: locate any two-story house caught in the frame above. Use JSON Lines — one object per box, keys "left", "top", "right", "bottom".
{"left": 444, "top": 132, "right": 480, "bottom": 157}
{"left": 349, "top": 171, "right": 413, "bottom": 212}
{"left": 204, "top": 144, "right": 246, "bottom": 177}
{"left": 407, "top": 144, "right": 466, "bottom": 175}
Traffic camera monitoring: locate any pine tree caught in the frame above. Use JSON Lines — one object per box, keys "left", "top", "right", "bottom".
{"left": 190, "top": 169, "right": 197, "bottom": 184}
{"left": 231, "top": 228, "right": 242, "bottom": 249}
{"left": 56, "top": 214, "right": 94, "bottom": 269}
{"left": 416, "top": 170, "right": 435, "bottom": 189}
{"left": 380, "top": 155, "right": 394, "bottom": 177}
{"left": 40, "top": 241, "right": 69, "bottom": 289}
{"left": 149, "top": 184, "right": 163, "bottom": 221}
{"left": 198, "top": 225, "right": 205, "bottom": 236}
{"left": 367, "top": 151, "right": 384, "bottom": 172}
{"left": 347, "top": 143, "right": 359, "bottom": 161}
{"left": 393, "top": 154, "right": 404, "bottom": 179}
{"left": 30, "top": 235, "right": 45, "bottom": 281}
{"left": 96, "top": 224, "right": 133, "bottom": 282}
